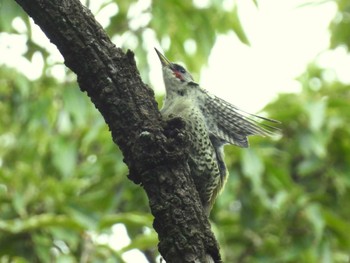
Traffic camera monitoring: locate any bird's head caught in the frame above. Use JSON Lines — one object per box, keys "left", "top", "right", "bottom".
{"left": 155, "top": 48, "right": 195, "bottom": 85}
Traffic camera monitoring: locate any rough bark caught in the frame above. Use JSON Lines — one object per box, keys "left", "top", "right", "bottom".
{"left": 13, "top": 0, "right": 222, "bottom": 262}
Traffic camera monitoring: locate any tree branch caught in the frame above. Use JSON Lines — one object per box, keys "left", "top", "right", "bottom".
{"left": 13, "top": 0, "right": 222, "bottom": 262}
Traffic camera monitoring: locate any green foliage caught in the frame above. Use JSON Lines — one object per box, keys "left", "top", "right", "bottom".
{"left": 0, "top": 0, "right": 27, "bottom": 32}
{"left": 150, "top": 0, "right": 249, "bottom": 72}
{"left": 105, "top": 0, "right": 250, "bottom": 81}
{"left": 0, "top": 67, "right": 154, "bottom": 261}
{"left": 1, "top": 0, "right": 350, "bottom": 262}
{"left": 330, "top": 0, "right": 350, "bottom": 50}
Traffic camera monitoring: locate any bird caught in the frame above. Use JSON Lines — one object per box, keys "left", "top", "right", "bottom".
{"left": 155, "top": 48, "right": 279, "bottom": 215}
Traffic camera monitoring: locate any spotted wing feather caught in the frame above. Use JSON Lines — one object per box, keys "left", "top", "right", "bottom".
{"left": 200, "top": 90, "right": 279, "bottom": 148}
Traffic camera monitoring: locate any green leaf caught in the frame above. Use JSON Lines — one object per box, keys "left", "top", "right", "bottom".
{"left": 241, "top": 148, "right": 264, "bottom": 184}
{"left": 0, "top": 214, "right": 84, "bottom": 234}
{"left": 231, "top": 5, "right": 250, "bottom": 45}
{"left": 120, "top": 232, "right": 158, "bottom": 253}
{"left": 251, "top": 0, "right": 259, "bottom": 8}
{"left": 323, "top": 209, "right": 350, "bottom": 247}
{"left": 305, "top": 100, "right": 326, "bottom": 132}
{"left": 51, "top": 137, "right": 77, "bottom": 178}
{"left": 0, "top": 0, "right": 24, "bottom": 32}
{"left": 304, "top": 204, "right": 325, "bottom": 243}
{"left": 99, "top": 213, "right": 153, "bottom": 230}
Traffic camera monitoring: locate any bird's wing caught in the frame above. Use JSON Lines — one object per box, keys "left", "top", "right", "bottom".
{"left": 200, "top": 90, "right": 280, "bottom": 148}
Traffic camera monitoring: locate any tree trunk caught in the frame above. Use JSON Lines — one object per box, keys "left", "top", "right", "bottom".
{"left": 13, "top": 0, "right": 222, "bottom": 262}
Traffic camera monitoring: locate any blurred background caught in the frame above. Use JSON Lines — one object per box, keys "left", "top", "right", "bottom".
{"left": 1, "top": 0, "right": 350, "bottom": 262}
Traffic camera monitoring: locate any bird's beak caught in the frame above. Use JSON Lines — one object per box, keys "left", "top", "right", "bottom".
{"left": 155, "top": 48, "right": 171, "bottom": 67}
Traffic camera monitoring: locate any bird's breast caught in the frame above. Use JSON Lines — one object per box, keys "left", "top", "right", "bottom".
{"left": 161, "top": 96, "right": 198, "bottom": 119}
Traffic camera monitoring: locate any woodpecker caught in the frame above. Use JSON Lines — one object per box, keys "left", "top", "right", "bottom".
{"left": 155, "top": 48, "right": 278, "bottom": 215}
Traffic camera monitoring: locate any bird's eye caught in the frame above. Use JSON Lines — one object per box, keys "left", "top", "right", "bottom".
{"left": 174, "top": 64, "right": 186, "bottom": 74}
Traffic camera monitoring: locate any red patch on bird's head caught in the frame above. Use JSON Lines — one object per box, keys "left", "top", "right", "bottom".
{"left": 174, "top": 71, "right": 183, "bottom": 80}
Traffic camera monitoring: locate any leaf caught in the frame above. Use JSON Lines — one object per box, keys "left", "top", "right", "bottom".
{"left": 63, "top": 86, "right": 88, "bottom": 127}
{"left": 120, "top": 232, "right": 158, "bottom": 253}
{"left": 305, "top": 100, "right": 326, "bottom": 132}
{"left": 304, "top": 204, "right": 325, "bottom": 243}
{"left": 99, "top": 213, "right": 153, "bottom": 230}
{"left": 0, "top": 214, "right": 84, "bottom": 234}
{"left": 0, "top": 0, "right": 24, "bottom": 32}
{"left": 323, "top": 209, "right": 350, "bottom": 247}
{"left": 231, "top": 5, "right": 250, "bottom": 45}
{"left": 12, "top": 192, "right": 27, "bottom": 217}
{"left": 241, "top": 148, "right": 264, "bottom": 184}
{"left": 51, "top": 137, "right": 77, "bottom": 178}
{"left": 251, "top": 0, "right": 259, "bottom": 8}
